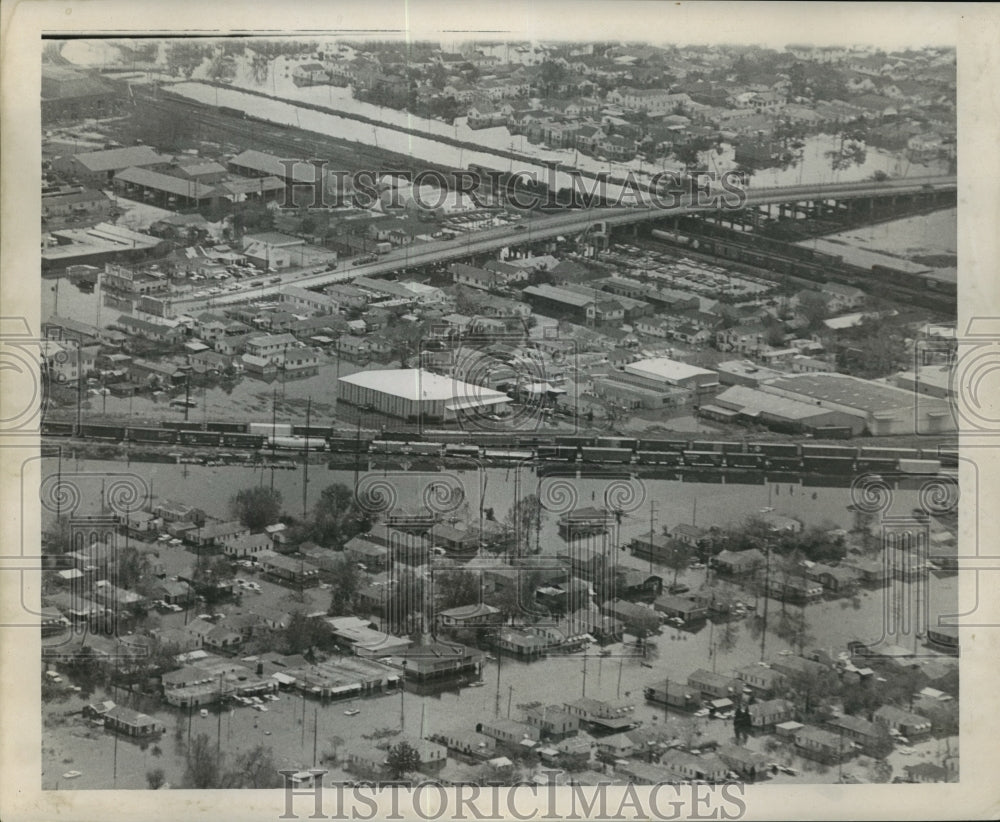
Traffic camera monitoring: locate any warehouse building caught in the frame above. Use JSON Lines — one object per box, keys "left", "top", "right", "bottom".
{"left": 42, "top": 66, "right": 121, "bottom": 124}
{"left": 338, "top": 368, "right": 510, "bottom": 422}
{"left": 621, "top": 358, "right": 719, "bottom": 391}
{"left": 52, "top": 145, "right": 172, "bottom": 186}
{"left": 702, "top": 384, "right": 868, "bottom": 435}
{"left": 758, "top": 373, "right": 954, "bottom": 435}
{"left": 716, "top": 360, "right": 785, "bottom": 388}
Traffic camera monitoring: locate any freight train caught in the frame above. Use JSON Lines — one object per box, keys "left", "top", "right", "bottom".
{"left": 41, "top": 420, "right": 955, "bottom": 473}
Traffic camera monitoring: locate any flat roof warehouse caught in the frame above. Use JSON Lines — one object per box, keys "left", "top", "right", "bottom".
{"left": 339, "top": 368, "right": 509, "bottom": 407}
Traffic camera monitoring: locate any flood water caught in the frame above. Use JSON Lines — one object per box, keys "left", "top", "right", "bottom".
{"left": 41, "top": 457, "right": 957, "bottom": 788}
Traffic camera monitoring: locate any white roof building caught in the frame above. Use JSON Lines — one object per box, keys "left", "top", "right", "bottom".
{"left": 338, "top": 368, "right": 510, "bottom": 422}
{"left": 622, "top": 357, "right": 719, "bottom": 390}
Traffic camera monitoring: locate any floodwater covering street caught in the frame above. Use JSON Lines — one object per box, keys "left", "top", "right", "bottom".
{"left": 41, "top": 459, "right": 957, "bottom": 789}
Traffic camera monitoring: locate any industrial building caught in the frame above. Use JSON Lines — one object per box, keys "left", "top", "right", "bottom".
{"left": 42, "top": 66, "right": 121, "bottom": 124}
{"left": 715, "top": 359, "right": 786, "bottom": 388}
{"left": 702, "top": 384, "right": 868, "bottom": 435}
{"left": 52, "top": 145, "right": 171, "bottom": 186}
{"left": 758, "top": 373, "right": 954, "bottom": 435}
{"left": 620, "top": 358, "right": 720, "bottom": 392}
{"left": 338, "top": 368, "right": 510, "bottom": 422}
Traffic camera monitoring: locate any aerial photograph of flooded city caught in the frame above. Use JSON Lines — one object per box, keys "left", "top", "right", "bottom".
{"left": 37, "top": 32, "right": 959, "bottom": 792}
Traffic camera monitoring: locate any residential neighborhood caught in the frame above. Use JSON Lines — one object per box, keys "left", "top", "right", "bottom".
{"left": 35, "top": 27, "right": 960, "bottom": 797}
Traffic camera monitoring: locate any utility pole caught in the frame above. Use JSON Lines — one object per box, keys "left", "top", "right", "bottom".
{"left": 302, "top": 397, "right": 311, "bottom": 520}
{"left": 648, "top": 501, "right": 658, "bottom": 574}
{"left": 400, "top": 662, "right": 406, "bottom": 730}
{"left": 507, "top": 685, "right": 513, "bottom": 719}
{"left": 216, "top": 673, "right": 223, "bottom": 768}
{"left": 494, "top": 644, "right": 502, "bottom": 717}
{"left": 313, "top": 705, "right": 319, "bottom": 766}
{"left": 582, "top": 652, "right": 588, "bottom": 697}
{"left": 184, "top": 374, "right": 191, "bottom": 423}
{"left": 760, "top": 541, "right": 771, "bottom": 662}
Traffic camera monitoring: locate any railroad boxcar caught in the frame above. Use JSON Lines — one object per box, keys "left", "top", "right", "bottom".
{"left": 249, "top": 422, "right": 293, "bottom": 438}
{"left": 41, "top": 421, "right": 75, "bottom": 437}
{"left": 409, "top": 442, "right": 444, "bottom": 457}
{"left": 78, "top": 423, "right": 126, "bottom": 440}
{"left": 444, "top": 444, "right": 481, "bottom": 459}
{"left": 206, "top": 421, "right": 249, "bottom": 434}
{"left": 766, "top": 456, "right": 802, "bottom": 471}
{"left": 162, "top": 420, "right": 201, "bottom": 431}
{"left": 128, "top": 427, "right": 178, "bottom": 444}
{"left": 536, "top": 445, "right": 560, "bottom": 460}
{"left": 801, "top": 455, "right": 856, "bottom": 474}
{"left": 556, "top": 446, "right": 580, "bottom": 461}
{"left": 855, "top": 457, "right": 898, "bottom": 473}
{"left": 800, "top": 444, "right": 859, "bottom": 459}
{"left": 580, "top": 447, "right": 633, "bottom": 464}
{"left": 898, "top": 458, "right": 942, "bottom": 475}
{"left": 726, "top": 453, "right": 764, "bottom": 469}
{"left": 221, "top": 432, "right": 265, "bottom": 449}
{"left": 327, "top": 436, "right": 369, "bottom": 453}
{"left": 596, "top": 437, "right": 638, "bottom": 451}
{"left": 636, "top": 450, "right": 684, "bottom": 466}
{"left": 638, "top": 438, "right": 690, "bottom": 452}
{"left": 935, "top": 447, "right": 958, "bottom": 468}
{"left": 291, "top": 425, "right": 333, "bottom": 438}
{"left": 752, "top": 442, "right": 801, "bottom": 457}
{"left": 555, "top": 435, "right": 594, "bottom": 448}
{"left": 370, "top": 440, "right": 412, "bottom": 455}
{"left": 269, "top": 436, "right": 327, "bottom": 451}
{"left": 484, "top": 449, "right": 534, "bottom": 462}
{"left": 178, "top": 430, "right": 222, "bottom": 447}
{"left": 683, "top": 450, "right": 725, "bottom": 467}
{"left": 859, "top": 446, "right": 921, "bottom": 461}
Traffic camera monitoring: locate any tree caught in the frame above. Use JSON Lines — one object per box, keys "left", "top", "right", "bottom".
{"left": 230, "top": 486, "right": 283, "bottom": 531}
{"left": 538, "top": 60, "right": 568, "bottom": 96}
{"left": 282, "top": 609, "right": 327, "bottom": 656}
{"left": 436, "top": 570, "right": 481, "bottom": 611}
{"left": 486, "top": 569, "right": 547, "bottom": 623}
{"left": 327, "top": 555, "right": 361, "bottom": 616}
{"left": 146, "top": 768, "right": 166, "bottom": 790}
{"left": 385, "top": 740, "right": 421, "bottom": 779}
{"left": 867, "top": 757, "right": 894, "bottom": 784}
{"left": 182, "top": 733, "right": 223, "bottom": 789}
{"left": 384, "top": 318, "right": 430, "bottom": 367}
{"left": 454, "top": 285, "right": 479, "bottom": 315}
{"left": 386, "top": 569, "right": 426, "bottom": 636}
{"left": 228, "top": 745, "right": 284, "bottom": 788}
{"left": 326, "top": 735, "right": 345, "bottom": 763}
{"left": 115, "top": 545, "right": 153, "bottom": 592}
{"left": 785, "top": 667, "right": 840, "bottom": 719}
{"left": 797, "top": 290, "right": 830, "bottom": 332}
{"left": 774, "top": 608, "right": 815, "bottom": 656}
{"left": 866, "top": 720, "right": 896, "bottom": 759}
{"left": 189, "top": 554, "right": 236, "bottom": 603}
{"left": 624, "top": 608, "right": 661, "bottom": 640}
{"left": 505, "top": 494, "right": 544, "bottom": 555}
{"left": 659, "top": 533, "right": 693, "bottom": 588}
{"left": 308, "top": 483, "right": 371, "bottom": 549}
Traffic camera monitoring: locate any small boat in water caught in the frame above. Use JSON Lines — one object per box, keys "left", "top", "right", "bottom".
{"left": 62, "top": 771, "right": 81, "bottom": 779}
{"left": 344, "top": 708, "right": 360, "bottom": 716}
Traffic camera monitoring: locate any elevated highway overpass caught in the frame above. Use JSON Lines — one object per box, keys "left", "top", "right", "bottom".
{"left": 174, "top": 175, "right": 955, "bottom": 310}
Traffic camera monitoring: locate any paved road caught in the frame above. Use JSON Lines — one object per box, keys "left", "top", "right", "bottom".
{"left": 174, "top": 175, "right": 956, "bottom": 311}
